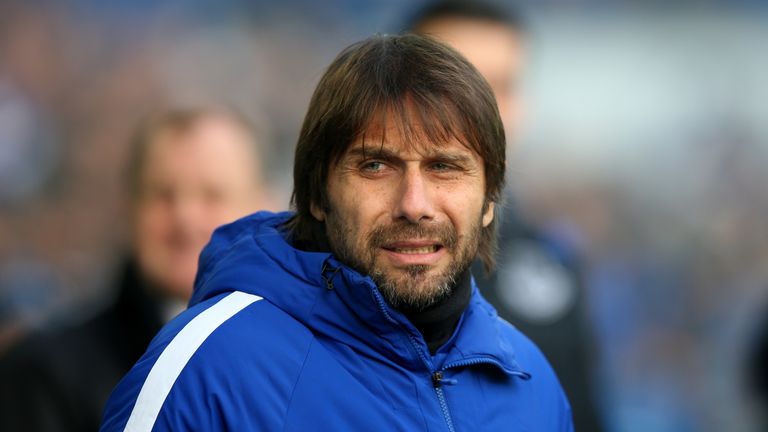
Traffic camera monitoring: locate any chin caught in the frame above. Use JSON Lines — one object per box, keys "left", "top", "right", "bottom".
{"left": 151, "top": 273, "right": 194, "bottom": 300}
{"left": 167, "top": 282, "right": 194, "bottom": 301}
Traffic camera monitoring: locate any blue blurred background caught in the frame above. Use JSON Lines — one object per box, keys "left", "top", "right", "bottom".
{"left": 1, "top": 1, "right": 767, "bottom": 430}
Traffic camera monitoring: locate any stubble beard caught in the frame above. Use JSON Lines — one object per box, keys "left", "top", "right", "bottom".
{"left": 325, "top": 213, "right": 482, "bottom": 311}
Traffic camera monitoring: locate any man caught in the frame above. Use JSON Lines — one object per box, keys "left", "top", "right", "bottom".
{"left": 101, "top": 34, "right": 572, "bottom": 431}
{"left": 128, "top": 108, "right": 273, "bottom": 307}
{"left": 410, "top": 3, "right": 603, "bottom": 430}
{"left": 0, "top": 107, "right": 272, "bottom": 431}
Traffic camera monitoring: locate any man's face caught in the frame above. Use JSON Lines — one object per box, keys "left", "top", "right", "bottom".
{"left": 133, "top": 117, "right": 265, "bottom": 301}
{"left": 417, "top": 18, "right": 524, "bottom": 137}
{"left": 312, "top": 112, "right": 494, "bottom": 310}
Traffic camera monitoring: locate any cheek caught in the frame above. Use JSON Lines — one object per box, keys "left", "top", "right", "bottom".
{"left": 444, "top": 186, "right": 488, "bottom": 231}
{"left": 199, "top": 203, "right": 230, "bottom": 228}
{"left": 135, "top": 205, "right": 171, "bottom": 242}
{"left": 328, "top": 180, "right": 367, "bottom": 222}
{"left": 220, "top": 196, "right": 256, "bottom": 223}
{"left": 327, "top": 193, "right": 375, "bottom": 248}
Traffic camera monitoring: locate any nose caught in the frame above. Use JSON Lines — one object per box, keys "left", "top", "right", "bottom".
{"left": 169, "top": 195, "right": 208, "bottom": 237}
{"left": 393, "top": 168, "right": 436, "bottom": 223}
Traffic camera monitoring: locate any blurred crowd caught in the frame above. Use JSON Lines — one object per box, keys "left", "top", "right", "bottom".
{"left": 1, "top": 1, "right": 767, "bottom": 431}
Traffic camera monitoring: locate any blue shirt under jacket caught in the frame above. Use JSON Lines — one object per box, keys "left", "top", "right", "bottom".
{"left": 101, "top": 211, "right": 573, "bottom": 431}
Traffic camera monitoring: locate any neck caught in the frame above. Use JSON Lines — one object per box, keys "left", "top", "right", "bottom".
{"left": 400, "top": 269, "right": 473, "bottom": 356}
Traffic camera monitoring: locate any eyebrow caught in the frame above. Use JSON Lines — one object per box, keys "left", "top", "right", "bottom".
{"left": 344, "top": 146, "right": 398, "bottom": 161}
{"left": 343, "top": 145, "right": 476, "bottom": 165}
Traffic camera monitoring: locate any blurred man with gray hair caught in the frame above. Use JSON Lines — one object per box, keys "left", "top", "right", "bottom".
{"left": 0, "top": 107, "right": 274, "bottom": 431}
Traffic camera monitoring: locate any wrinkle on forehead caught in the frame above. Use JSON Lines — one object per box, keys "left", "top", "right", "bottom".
{"left": 353, "top": 96, "right": 479, "bottom": 159}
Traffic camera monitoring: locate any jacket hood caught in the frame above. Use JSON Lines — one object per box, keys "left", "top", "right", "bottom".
{"left": 190, "top": 211, "right": 530, "bottom": 377}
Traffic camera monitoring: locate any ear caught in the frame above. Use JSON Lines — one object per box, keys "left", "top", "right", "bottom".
{"left": 481, "top": 201, "right": 495, "bottom": 227}
{"left": 310, "top": 202, "right": 326, "bottom": 221}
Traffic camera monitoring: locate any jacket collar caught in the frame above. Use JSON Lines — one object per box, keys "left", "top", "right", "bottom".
{"left": 191, "top": 211, "right": 529, "bottom": 378}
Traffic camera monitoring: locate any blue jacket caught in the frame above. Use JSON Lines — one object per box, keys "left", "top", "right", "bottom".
{"left": 101, "top": 212, "right": 573, "bottom": 431}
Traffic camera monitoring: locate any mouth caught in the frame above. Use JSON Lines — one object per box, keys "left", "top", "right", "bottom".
{"left": 380, "top": 241, "right": 445, "bottom": 266}
{"left": 382, "top": 240, "right": 443, "bottom": 253}
{"left": 383, "top": 244, "right": 442, "bottom": 254}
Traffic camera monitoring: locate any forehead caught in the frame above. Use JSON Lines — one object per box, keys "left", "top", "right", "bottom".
{"left": 419, "top": 17, "right": 520, "bottom": 51}
{"left": 342, "top": 104, "right": 483, "bottom": 161}
{"left": 141, "top": 118, "right": 257, "bottom": 181}
{"left": 419, "top": 19, "right": 522, "bottom": 76}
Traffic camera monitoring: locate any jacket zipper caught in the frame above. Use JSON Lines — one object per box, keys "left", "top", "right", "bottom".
{"left": 429, "top": 359, "right": 529, "bottom": 432}
{"left": 405, "top": 332, "right": 457, "bottom": 432}
{"left": 369, "top": 286, "right": 458, "bottom": 432}
{"left": 431, "top": 371, "right": 457, "bottom": 432}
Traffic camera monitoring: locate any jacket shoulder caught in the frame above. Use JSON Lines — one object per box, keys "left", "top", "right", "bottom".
{"left": 101, "top": 291, "right": 315, "bottom": 431}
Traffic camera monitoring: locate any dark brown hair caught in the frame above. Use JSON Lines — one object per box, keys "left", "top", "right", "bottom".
{"left": 287, "top": 33, "right": 505, "bottom": 271}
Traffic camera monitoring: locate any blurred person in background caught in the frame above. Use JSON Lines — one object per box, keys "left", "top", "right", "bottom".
{"left": 0, "top": 107, "right": 275, "bottom": 432}
{"left": 408, "top": 2, "right": 603, "bottom": 430}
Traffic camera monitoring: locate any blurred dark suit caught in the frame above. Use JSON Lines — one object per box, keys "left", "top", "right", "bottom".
{"left": 0, "top": 260, "right": 163, "bottom": 432}
{"left": 475, "top": 205, "right": 603, "bottom": 431}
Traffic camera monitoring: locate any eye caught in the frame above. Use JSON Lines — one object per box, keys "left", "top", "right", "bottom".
{"left": 360, "top": 160, "right": 386, "bottom": 173}
{"left": 430, "top": 162, "right": 457, "bottom": 172}
{"left": 143, "top": 185, "right": 175, "bottom": 204}
{"left": 202, "top": 187, "right": 225, "bottom": 204}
